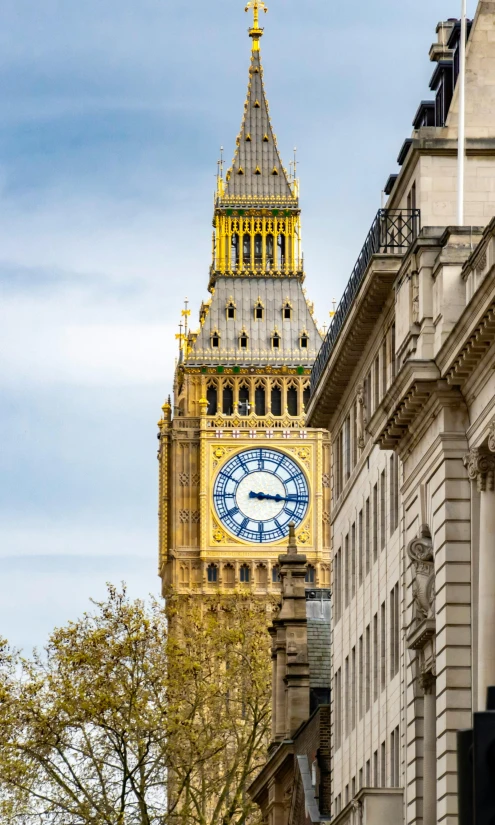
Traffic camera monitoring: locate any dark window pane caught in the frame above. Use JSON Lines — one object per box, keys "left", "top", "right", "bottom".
{"left": 207, "top": 386, "right": 217, "bottom": 416}
{"left": 255, "top": 386, "right": 266, "bottom": 416}
{"left": 287, "top": 386, "right": 298, "bottom": 416}
{"left": 223, "top": 386, "right": 234, "bottom": 416}
{"left": 238, "top": 386, "right": 250, "bottom": 416}
{"left": 303, "top": 387, "right": 310, "bottom": 412}
{"left": 271, "top": 386, "right": 282, "bottom": 416}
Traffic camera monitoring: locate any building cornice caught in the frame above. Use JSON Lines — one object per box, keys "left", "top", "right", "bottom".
{"left": 307, "top": 254, "right": 402, "bottom": 428}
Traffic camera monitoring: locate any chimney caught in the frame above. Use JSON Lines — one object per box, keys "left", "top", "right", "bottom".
{"left": 430, "top": 19, "right": 456, "bottom": 63}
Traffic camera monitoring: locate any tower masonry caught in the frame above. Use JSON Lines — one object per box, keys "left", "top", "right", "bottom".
{"left": 158, "top": 2, "right": 330, "bottom": 597}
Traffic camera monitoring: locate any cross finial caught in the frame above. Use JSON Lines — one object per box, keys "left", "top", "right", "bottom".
{"left": 245, "top": 1, "right": 267, "bottom": 50}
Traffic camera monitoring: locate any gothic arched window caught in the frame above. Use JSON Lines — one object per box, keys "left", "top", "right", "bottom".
{"left": 272, "top": 565, "right": 280, "bottom": 583}
{"left": 254, "top": 298, "right": 264, "bottom": 320}
{"left": 206, "top": 384, "right": 218, "bottom": 416}
{"left": 303, "top": 385, "right": 310, "bottom": 412}
{"left": 243, "top": 234, "right": 251, "bottom": 263}
{"left": 207, "top": 564, "right": 218, "bottom": 583}
{"left": 266, "top": 234, "right": 274, "bottom": 268}
{"left": 254, "top": 233, "right": 262, "bottom": 262}
{"left": 277, "top": 234, "right": 286, "bottom": 268}
{"left": 239, "top": 330, "right": 249, "bottom": 350}
{"left": 240, "top": 564, "right": 250, "bottom": 583}
{"left": 300, "top": 332, "right": 309, "bottom": 349}
{"left": 211, "top": 330, "right": 220, "bottom": 349}
{"left": 271, "top": 384, "right": 282, "bottom": 416}
{"left": 238, "top": 383, "right": 250, "bottom": 416}
{"left": 305, "top": 565, "right": 315, "bottom": 584}
{"left": 255, "top": 384, "right": 266, "bottom": 416}
{"left": 283, "top": 300, "right": 292, "bottom": 320}
{"left": 226, "top": 299, "right": 236, "bottom": 320}
{"left": 231, "top": 233, "right": 239, "bottom": 267}
{"left": 222, "top": 383, "right": 234, "bottom": 416}
{"left": 272, "top": 331, "right": 281, "bottom": 350}
{"left": 287, "top": 384, "right": 298, "bottom": 416}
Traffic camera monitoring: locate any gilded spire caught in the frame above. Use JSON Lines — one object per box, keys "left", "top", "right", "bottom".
{"left": 245, "top": 0, "right": 267, "bottom": 51}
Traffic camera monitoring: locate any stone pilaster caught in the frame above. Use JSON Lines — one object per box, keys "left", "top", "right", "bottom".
{"left": 464, "top": 448, "right": 495, "bottom": 709}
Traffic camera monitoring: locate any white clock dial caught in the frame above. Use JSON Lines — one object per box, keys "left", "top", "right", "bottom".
{"left": 213, "top": 448, "right": 309, "bottom": 544}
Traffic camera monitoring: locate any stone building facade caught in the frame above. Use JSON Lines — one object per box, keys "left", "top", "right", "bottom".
{"left": 249, "top": 526, "right": 331, "bottom": 824}
{"left": 307, "top": 2, "right": 495, "bottom": 825}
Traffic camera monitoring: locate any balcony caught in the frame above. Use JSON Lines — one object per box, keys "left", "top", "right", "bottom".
{"left": 310, "top": 209, "right": 420, "bottom": 399}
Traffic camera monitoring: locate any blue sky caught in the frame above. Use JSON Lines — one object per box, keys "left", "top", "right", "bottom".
{"left": 0, "top": 0, "right": 473, "bottom": 651}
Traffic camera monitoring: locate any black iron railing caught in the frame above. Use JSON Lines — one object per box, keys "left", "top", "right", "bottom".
{"left": 310, "top": 209, "right": 420, "bottom": 396}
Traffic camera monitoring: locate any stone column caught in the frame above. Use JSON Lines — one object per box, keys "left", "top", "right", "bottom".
{"left": 420, "top": 672, "right": 437, "bottom": 825}
{"left": 464, "top": 448, "right": 495, "bottom": 709}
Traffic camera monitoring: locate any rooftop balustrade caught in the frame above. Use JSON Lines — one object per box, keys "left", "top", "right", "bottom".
{"left": 310, "top": 208, "right": 420, "bottom": 396}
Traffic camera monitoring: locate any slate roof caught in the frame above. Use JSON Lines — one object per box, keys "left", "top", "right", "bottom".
{"left": 223, "top": 48, "right": 294, "bottom": 200}
{"left": 187, "top": 276, "right": 321, "bottom": 366}
{"left": 306, "top": 592, "right": 331, "bottom": 690}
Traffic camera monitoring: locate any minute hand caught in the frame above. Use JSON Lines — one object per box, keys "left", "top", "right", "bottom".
{"left": 249, "top": 491, "right": 306, "bottom": 503}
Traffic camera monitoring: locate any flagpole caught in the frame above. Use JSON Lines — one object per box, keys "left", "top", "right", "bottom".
{"left": 457, "top": 0, "right": 467, "bottom": 226}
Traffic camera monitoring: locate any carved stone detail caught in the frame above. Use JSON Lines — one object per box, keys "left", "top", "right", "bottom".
{"left": 463, "top": 448, "right": 495, "bottom": 492}
{"left": 419, "top": 669, "right": 436, "bottom": 695}
{"left": 488, "top": 419, "right": 495, "bottom": 454}
{"left": 407, "top": 524, "right": 435, "bottom": 620}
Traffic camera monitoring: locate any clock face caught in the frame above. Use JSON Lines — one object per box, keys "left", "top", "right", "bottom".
{"left": 213, "top": 448, "right": 309, "bottom": 544}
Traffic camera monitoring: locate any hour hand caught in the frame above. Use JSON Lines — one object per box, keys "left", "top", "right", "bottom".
{"left": 249, "top": 491, "right": 283, "bottom": 502}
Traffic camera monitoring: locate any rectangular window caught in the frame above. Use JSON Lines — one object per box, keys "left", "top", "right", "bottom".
{"left": 365, "top": 498, "right": 370, "bottom": 575}
{"left": 373, "top": 613, "right": 378, "bottom": 702}
{"left": 345, "top": 785, "right": 349, "bottom": 806}
{"left": 365, "top": 624, "right": 371, "bottom": 711}
{"left": 373, "top": 484, "right": 378, "bottom": 562}
{"left": 345, "top": 534, "right": 349, "bottom": 609}
{"left": 380, "top": 469, "right": 386, "bottom": 551}
{"left": 374, "top": 356, "right": 380, "bottom": 410}
{"left": 358, "top": 509, "right": 363, "bottom": 586}
{"left": 345, "top": 656, "right": 350, "bottom": 738}
{"left": 366, "top": 370, "right": 372, "bottom": 421}
{"left": 373, "top": 749, "right": 378, "bottom": 787}
{"left": 332, "top": 550, "right": 340, "bottom": 624}
{"left": 358, "top": 634, "right": 364, "bottom": 720}
{"left": 381, "top": 601, "right": 386, "bottom": 691}
{"left": 366, "top": 759, "right": 371, "bottom": 787}
{"left": 390, "top": 583, "right": 400, "bottom": 678}
{"left": 344, "top": 415, "right": 351, "bottom": 482}
{"left": 334, "top": 668, "right": 342, "bottom": 750}
{"left": 359, "top": 768, "right": 363, "bottom": 791}
{"left": 391, "top": 324, "right": 396, "bottom": 380}
{"left": 382, "top": 339, "right": 388, "bottom": 395}
{"left": 352, "top": 402, "right": 358, "bottom": 468}
{"left": 351, "top": 777, "right": 356, "bottom": 799}
{"left": 351, "top": 522, "right": 356, "bottom": 600}
{"left": 391, "top": 725, "right": 400, "bottom": 786}
{"left": 390, "top": 453, "right": 399, "bottom": 535}
{"left": 351, "top": 646, "right": 356, "bottom": 731}
{"left": 381, "top": 741, "right": 386, "bottom": 788}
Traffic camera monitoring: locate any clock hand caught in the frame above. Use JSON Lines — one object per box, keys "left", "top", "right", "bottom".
{"left": 249, "top": 491, "right": 283, "bottom": 502}
{"left": 249, "top": 491, "right": 307, "bottom": 503}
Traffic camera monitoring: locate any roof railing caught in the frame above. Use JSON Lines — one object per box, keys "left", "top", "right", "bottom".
{"left": 310, "top": 208, "right": 421, "bottom": 396}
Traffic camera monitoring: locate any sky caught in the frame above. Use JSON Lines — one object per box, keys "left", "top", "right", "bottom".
{"left": 0, "top": 0, "right": 474, "bottom": 652}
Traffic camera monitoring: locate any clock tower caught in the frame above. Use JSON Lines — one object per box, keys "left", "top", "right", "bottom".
{"left": 158, "top": 2, "right": 330, "bottom": 596}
